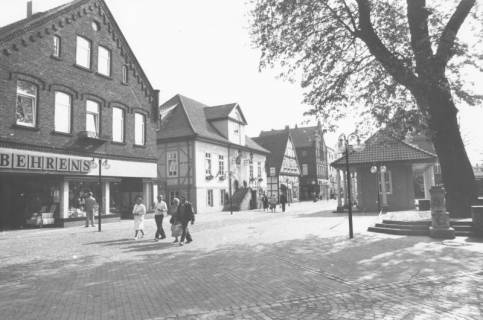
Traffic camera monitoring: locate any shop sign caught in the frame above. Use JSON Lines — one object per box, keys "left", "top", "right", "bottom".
{"left": 0, "top": 151, "right": 91, "bottom": 172}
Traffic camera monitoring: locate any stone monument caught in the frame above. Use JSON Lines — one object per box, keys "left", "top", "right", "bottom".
{"left": 429, "top": 186, "right": 455, "bottom": 239}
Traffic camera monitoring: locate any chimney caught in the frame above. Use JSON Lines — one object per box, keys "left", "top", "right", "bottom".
{"left": 27, "top": 1, "right": 33, "bottom": 18}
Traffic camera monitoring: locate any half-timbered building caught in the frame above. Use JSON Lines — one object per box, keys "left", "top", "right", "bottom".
{"left": 157, "top": 94, "right": 269, "bottom": 213}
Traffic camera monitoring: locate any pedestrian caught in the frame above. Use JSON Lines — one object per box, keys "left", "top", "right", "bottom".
{"left": 84, "top": 191, "right": 97, "bottom": 227}
{"left": 177, "top": 195, "right": 195, "bottom": 246}
{"left": 262, "top": 193, "right": 269, "bottom": 212}
{"left": 169, "top": 197, "right": 181, "bottom": 243}
{"left": 153, "top": 194, "right": 167, "bottom": 241}
{"left": 132, "top": 195, "right": 146, "bottom": 240}
{"left": 280, "top": 193, "right": 287, "bottom": 212}
{"left": 269, "top": 194, "right": 277, "bottom": 212}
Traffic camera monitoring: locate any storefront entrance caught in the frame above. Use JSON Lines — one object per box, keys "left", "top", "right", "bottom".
{"left": 0, "top": 174, "right": 61, "bottom": 230}
{"left": 116, "top": 178, "right": 144, "bottom": 219}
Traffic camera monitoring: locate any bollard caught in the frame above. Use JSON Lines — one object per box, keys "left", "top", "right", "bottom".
{"left": 429, "top": 186, "right": 455, "bottom": 239}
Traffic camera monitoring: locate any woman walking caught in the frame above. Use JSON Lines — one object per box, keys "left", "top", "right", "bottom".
{"left": 132, "top": 195, "right": 146, "bottom": 240}
{"left": 153, "top": 194, "right": 167, "bottom": 241}
{"left": 169, "top": 197, "right": 181, "bottom": 243}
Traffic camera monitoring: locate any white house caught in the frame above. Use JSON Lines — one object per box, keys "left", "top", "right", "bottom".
{"left": 157, "top": 95, "right": 269, "bottom": 213}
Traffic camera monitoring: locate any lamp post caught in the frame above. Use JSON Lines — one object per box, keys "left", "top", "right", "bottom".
{"left": 338, "top": 133, "right": 363, "bottom": 239}
{"left": 90, "top": 158, "right": 110, "bottom": 231}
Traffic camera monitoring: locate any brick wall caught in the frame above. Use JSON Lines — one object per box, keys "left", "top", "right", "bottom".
{"left": 0, "top": 1, "right": 157, "bottom": 160}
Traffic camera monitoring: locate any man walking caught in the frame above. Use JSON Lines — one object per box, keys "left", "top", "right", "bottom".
{"left": 177, "top": 195, "right": 194, "bottom": 246}
{"left": 84, "top": 192, "right": 97, "bottom": 227}
{"left": 280, "top": 193, "right": 287, "bottom": 212}
{"left": 153, "top": 194, "right": 167, "bottom": 241}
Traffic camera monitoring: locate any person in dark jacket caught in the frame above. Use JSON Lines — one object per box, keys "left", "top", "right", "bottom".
{"left": 262, "top": 194, "right": 269, "bottom": 212}
{"left": 177, "top": 195, "right": 194, "bottom": 246}
{"left": 280, "top": 193, "right": 287, "bottom": 212}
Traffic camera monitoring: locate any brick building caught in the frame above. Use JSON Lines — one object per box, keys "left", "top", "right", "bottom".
{"left": 0, "top": 0, "right": 159, "bottom": 229}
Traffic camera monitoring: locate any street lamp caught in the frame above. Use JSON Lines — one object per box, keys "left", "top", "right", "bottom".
{"left": 90, "top": 158, "right": 110, "bottom": 231}
{"left": 338, "top": 133, "right": 364, "bottom": 239}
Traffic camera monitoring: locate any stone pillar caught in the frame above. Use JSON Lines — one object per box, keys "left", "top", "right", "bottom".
{"left": 380, "top": 171, "right": 388, "bottom": 208}
{"left": 143, "top": 182, "right": 151, "bottom": 210}
{"left": 336, "top": 169, "right": 343, "bottom": 212}
{"left": 342, "top": 170, "right": 348, "bottom": 207}
{"left": 59, "top": 180, "right": 69, "bottom": 219}
{"left": 423, "top": 165, "right": 435, "bottom": 199}
{"left": 103, "top": 181, "right": 110, "bottom": 215}
{"left": 152, "top": 183, "right": 158, "bottom": 206}
{"left": 429, "top": 186, "right": 455, "bottom": 239}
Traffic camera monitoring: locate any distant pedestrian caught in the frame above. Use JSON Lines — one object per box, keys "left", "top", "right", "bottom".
{"left": 169, "top": 197, "right": 181, "bottom": 243}
{"left": 132, "top": 195, "right": 146, "bottom": 240}
{"left": 84, "top": 192, "right": 97, "bottom": 227}
{"left": 177, "top": 195, "right": 195, "bottom": 246}
{"left": 280, "top": 193, "right": 287, "bottom": 212}
{"left": 153, "top": 194, "right": 168, "bottom": 241}
{"left": 269, "top": 194, "right": 277, "bottom": 212}
{"left": 262, "top": 194, "right": 269, "bottom": 212}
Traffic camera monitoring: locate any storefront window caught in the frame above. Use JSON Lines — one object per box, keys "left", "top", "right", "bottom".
{"left": 110, "top": 182, "right": 122, "bottom": 214}
{"left": 68, "top": 181, "right": 99, "bottom": 218}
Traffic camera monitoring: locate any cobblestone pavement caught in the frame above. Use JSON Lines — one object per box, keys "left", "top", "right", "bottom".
{"left": 1, "top": 201, "right": 482, "bottom": 319}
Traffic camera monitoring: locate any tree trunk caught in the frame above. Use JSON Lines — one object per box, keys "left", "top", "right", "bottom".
{"left": 422, "top": 85, "right": 476, "bottom": 218}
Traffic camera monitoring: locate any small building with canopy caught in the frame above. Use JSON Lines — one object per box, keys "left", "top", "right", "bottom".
{"left": 331, "top": 132, "right": 438, "bottom": 212}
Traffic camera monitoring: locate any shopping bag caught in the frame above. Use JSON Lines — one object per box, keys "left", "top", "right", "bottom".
{"left": 171, "top": 223, "right": 182, "bottom": 237}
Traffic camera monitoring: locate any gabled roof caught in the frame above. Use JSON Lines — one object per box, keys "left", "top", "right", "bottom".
{"left": 331, "top": 131, "right": 437, "bottom": 168}
{"left": 0, "top": 0, "right": 154, "bottom": 95}
{"left": 205, "top": 103, "right": 248, "bottom": 124}
{"left": 252, "top": 130, "right": 291, "bottom": 174}
{"left": 158, "top": 94, "right": 268, "bottom": 154}
{"left": 259, "top": 125, "right": 323, "bottom": 148}
{"left": 205, "top": 104, "right": 236, "bottom": 120}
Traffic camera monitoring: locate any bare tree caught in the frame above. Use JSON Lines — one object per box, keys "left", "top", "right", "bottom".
{"left": 250, "top": 0, "right": 483, "bottom": 217}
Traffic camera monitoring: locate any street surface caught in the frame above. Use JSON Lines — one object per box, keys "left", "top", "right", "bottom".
{"left": 1, "top": 201, "right": 482, "bottom": 319}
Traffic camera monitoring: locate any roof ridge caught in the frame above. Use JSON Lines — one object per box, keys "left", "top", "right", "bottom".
{"left": 176, "top": 95, "right": 197, "bottom": 136}
{"left": 0, "top": 0, "right": 155, "bottom": 95}
{"left": 399, "top": 139, "right": 437, "bottom": 158}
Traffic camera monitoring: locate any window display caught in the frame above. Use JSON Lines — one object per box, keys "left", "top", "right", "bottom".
{"left": 68, "top": 181, "right": 99, "bottom": 218}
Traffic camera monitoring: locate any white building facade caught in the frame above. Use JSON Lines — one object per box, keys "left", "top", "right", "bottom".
{"left": 157, "top": 95, "right": 268, "bottom": 213}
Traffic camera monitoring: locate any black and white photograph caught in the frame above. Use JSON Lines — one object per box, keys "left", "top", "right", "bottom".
{"left": 0, "top": 0, "right": 482, "bottom": 319}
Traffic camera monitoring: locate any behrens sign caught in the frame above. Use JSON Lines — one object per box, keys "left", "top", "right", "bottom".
{"left": 0, "top": 151, "right": 91, "bottom": 172}
{"left": 0, "top": 148, "right": 157, "bottom": 178}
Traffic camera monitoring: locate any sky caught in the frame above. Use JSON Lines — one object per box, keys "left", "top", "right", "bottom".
{"left": 1, "top": 0, "right": 482, "bottom": 163}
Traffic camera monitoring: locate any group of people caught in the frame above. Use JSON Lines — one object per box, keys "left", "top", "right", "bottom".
{"left": 260, "top": 193, "right": 288, "bottom": 212}
{"left": 132, "top": 194, "right": 195, "bottom": 246}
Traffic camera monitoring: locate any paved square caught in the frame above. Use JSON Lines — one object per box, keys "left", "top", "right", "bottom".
{"left": 1, "top": 201, "right": 482, "bottom": 319}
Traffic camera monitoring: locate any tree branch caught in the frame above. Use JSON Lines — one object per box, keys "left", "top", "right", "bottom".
{"left": 406, "top": 0, "right": 433, "bottom": 75}
{"left": 321, "top": 1, "right": 357, "bottom": 37}
{"left": 355, "top": 0, "right": 419, "bottom": 91}
{"left": 435, "top": 0, "right": 475, "bottom": 67}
